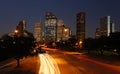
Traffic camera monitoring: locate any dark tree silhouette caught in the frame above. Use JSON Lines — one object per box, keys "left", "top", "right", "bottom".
{"left": 109, "top": 32, "right": 120, "bottom": 56}
{"left": 96, "top": 36, "right": 108, "bottom": 55}
{"left": 0, "top": 32, "right": 35, "bottom": 67}
{"left": 83, "top": 38, "right": 97, "bottom": 53}
{"left": 0, "top": 34, "right": 14, "bottom": 59}
{"left": 13, "top": 32, "right": 35, "bottom": 67}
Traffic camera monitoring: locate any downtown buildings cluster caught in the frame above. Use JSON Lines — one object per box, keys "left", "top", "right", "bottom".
{"left": 34, "top": 12, "right": 116, "bottom": 46}
{"left": 8, "top": 12, "right": 116, "bottom": 46}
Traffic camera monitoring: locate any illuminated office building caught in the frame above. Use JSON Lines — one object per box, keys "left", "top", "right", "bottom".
{"left": 34, "top": 22, "right": 43, "bottom": 43}
{"left": 62, "top": 26, "right": 71, "bottom": 41}
{"left": 110, "top": 23, "right": 115, "bottom": 33}
{"left": 76, "top": 12, "right": 86, "bottom": 41}
{"left": 100, "top": 16, "right": 115, "bottom": 36}
{"left": 45, "top": 12, "right": 57, "bottom": 43}
{"left": 56, "top": 20, "right": 64, "bottom": 41}
{"left": 95, "top": 28, "right": 101, "bottom": 38}
{"left": 56, "top": 20, "right": 71, "bottom": 41}
{"left": 100, "top": 16, "right": 111, "bottom": 36}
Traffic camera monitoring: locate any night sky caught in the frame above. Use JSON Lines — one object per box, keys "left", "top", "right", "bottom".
{"left": 0, "top": 0, "right": 120, "bottom": 38}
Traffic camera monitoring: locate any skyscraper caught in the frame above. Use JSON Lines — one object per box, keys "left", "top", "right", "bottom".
{"left": 34, "top": 22, "right": 43, "bottom": 43}
{"left": 45, "top": 12, "right": 57, "bottom": 44}
{"left": 57, "top": 20, "right": 71, "bottom": 42}
{"left": 62, "top": 26, "right": 71, "bottom": 41}
{"left": 100, "top": 16, "right": 111, "bottom": 36}
{"left": 56, "top": 19, "right": 64, "bottom": 41}
{"left": 95, "top": 28, "right": 101, "bottom": 38}
{"left": 110, "top": 23, "right": 115, "bottom": 33}
{"left": 100, "top": 16, "right": 115, "bottom": 36}
{"left": 76, "top": 12, "right": 85, "bottom": 41}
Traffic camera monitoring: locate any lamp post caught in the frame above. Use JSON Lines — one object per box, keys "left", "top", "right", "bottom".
{"left": 79, "top": 40, "right": 83, "bottom": 48}
{"left": 14, "top": 29, "right": 19, "bottom": 36}
{"left": 64, "top": 28, "right": 68, "bottom": 40}
{"left": 13, "top": 29, "right": 19, "bottom": 44}
{"left": 14, "top": 29, "right": 21, "bottom": 67}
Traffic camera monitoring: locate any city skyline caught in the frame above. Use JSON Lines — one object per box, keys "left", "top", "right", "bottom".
{"left": 0, "top": 0, "right": 120, "bottom": 38}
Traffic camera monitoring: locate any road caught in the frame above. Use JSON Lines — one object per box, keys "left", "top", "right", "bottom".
{"left": 0, "top": 47, "right": 120, "bottom": 74}
{"left": 43, "top": 47, "right": 120, "bottom": 74}
{"left": 39, "top": 53, "right": 60, "bottom": 74}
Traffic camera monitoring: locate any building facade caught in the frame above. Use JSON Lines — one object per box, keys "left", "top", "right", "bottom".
{"left": 100, "top": 16, "right": 115, "bottom": 37}
{"left": 76, "top": 12, "right": 86, "bottom": 41}
{"left": 56, "top": 20, "right": 71, "bottom": 42}
{"left": 110, "top": 23, "right": 115, "bottom": 33}
{"left": 56, "top": 20, "right": 64, "bottom": 42}
{"left": 34, "top": 22, "right": 43, "bottom": 43}
{"left": 44, "top": 12, "right": 57, "bottom": 44}
{"left": 100, "top": 16, "right": 111, "bottom": 36}
{"left": 95, "top": 28, "right": 101, "bottom": 38}
{"left": 62, "top": 26, "right": 71, "bottom": 41}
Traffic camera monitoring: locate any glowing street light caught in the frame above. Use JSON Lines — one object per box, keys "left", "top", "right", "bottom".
{"left": 79, "top": 40, "right": 83, "bottom": 48}
{"left": 64, "top": 28, "right": 68, "bottom": 32}
{"left": 13, "top": 29, "right": 19, "bottom": 45}
{"left": 14, "top": 29, "right": 18, "bottom": 34}
{"left": 79, "top": 41, "right": 83, "bottom": 44}
{"left": 14, "top": 29, "right": 19, "bottom": 36}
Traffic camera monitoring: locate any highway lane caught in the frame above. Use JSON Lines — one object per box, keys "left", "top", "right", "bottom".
{"left": 39, "top": 53, "right": 60, "bottom": 74}
{"left": 48, "top": 51, "right": 87, "bottom": 74}
{"left": 1, "top": 47, "right": 120, "bottom": 74}
{"left": 43, "top": 48, "right": 120, "bottom": 74}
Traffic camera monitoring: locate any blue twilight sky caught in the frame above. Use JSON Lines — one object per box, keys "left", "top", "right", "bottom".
{"left": 0, "top": 0, "right": 120, "bottom": 38}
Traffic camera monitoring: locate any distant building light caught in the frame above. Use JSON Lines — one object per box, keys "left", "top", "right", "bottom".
{"left": 14, "top": 29, "right": 18, "bottom": 33}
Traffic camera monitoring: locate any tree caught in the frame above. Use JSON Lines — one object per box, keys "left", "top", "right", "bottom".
{"left": 96, "top": 36, "right": 109, "bottom": 55}
{"left": 13, "top": 31, "right": 35, "bottom": 67}
{"left": 0, "top": 31, "right": 35, "bottom": 67}
{"left": 83, "top": 38, "right": 96, "bottom": 53}
{"left": 109, "top": 32, "right": 120, "bottom": 56}
{"left": 0, "top": 34, "right": 14, "bottom": 58}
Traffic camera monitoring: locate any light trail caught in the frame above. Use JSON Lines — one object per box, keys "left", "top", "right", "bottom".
{"left": 39, "top": 53, "right": 60, "bottom": 74}
{"left": 0, "top": 62, "right": 15, "bottom": 69}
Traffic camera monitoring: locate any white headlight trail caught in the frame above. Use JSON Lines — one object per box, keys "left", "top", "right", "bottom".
{"left": 39, "top": 53, "right": 60, "bottom": 74}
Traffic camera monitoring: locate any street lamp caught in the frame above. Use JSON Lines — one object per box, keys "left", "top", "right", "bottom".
{"left": 79, "top": 40, "right": 83, "bottom": 48}
{"left": 64, "top": 28, "right": 69, "bottom": 40}
{"left": 14, "top": 29, "right": 19, "bottom": 35}
{"left": 13, "top": 29, "right": 19, "bottom": 44}
{"left": 14, "top": 29, "right": 21, "bottom": 67}
{"left": 64, "top": 28, "right": 68, "bottom": 32}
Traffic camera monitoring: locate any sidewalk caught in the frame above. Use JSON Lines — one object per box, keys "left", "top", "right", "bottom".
{"left": 0, "top": 56, "right": 40, "bottom": 74}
